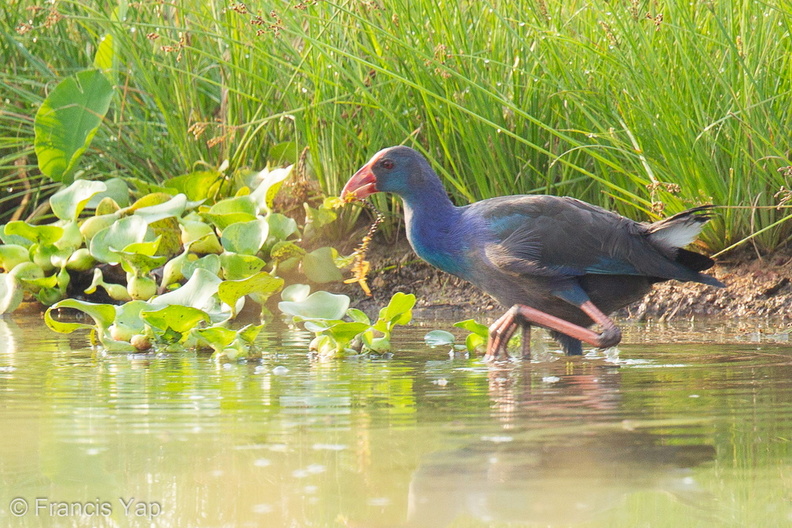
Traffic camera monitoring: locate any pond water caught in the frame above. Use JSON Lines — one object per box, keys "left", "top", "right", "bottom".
{"left": 0, "top": 311, "right": 791, "bottom": 527}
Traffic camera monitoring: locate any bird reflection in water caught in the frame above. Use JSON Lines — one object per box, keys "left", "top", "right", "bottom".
{"left": 405, "top": 431, "right": 715, "bottom": 527}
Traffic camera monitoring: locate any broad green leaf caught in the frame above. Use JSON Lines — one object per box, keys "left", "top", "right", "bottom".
{"left": 113, "top": 301, "right": 151, "bottom": 337}
{"left": 424, "top": 329, "right": 456, "bottom": 347}
{"left": 220, "top": 218, "right": 269, "bottom": 255}
{"left": 347, "top": 308, "right": 371, "bottom": 325}
{"left": 281, "top": 283, "right": 310, "bottom": 302}
{"left": 454, "top": 319, "right": 490, "bottom": 337}
{"left": 249, "top": 165, "right": 293, "bottom": 212}
{"left": 34, "top": 69, "right": 114, "bottom": 183}
{"left": 268, "top": 141, "right": 299, "bottom": 165}
{"left": 4, "top": 221, "right": 63, "bottom": 246}
{"left": 183, "top": 253, "right": 221, "bottom": 279}
{"left": 133, "top": 193, "right": 188, "bottom": 223}
{"left": 302, "top": 246, "right": 343, "bottom": 283}
{"left": 0, "top": 245, "right": 30, "bottom": 272}
{"left": 219, "top": 253, "right": 265, "bottom": 281}
{"left": 218, "top": 272, "right": 284, "bottom": 313}
{"left": 238, "top": 323, "right": 264, "bottom": 344}
{"left": 203, "top": 196, "right": 257, "bottom": 229}
{"left": 151, "top": 267, "right": 221, "bottom": 311}
{"left": 141, "top": 305, "right": 210, "bottom": 334}
{"left": 165, "top": 170, "right": 222, "bottom": 201}
{"left": 193, "top": 326, "right": 237, "bottom": 350}
{"left": 85, "top": 177, "right": 130, "bottom": 208}
{"left": 0, "top": 274, "right": 23, "bottom": 314}
{"left": 90, "top": 215, "right": 152, "bottom": 264}
{"left": 49, "top": 180, "right": 107, "bottom": 221}
{"left": 265, "top": 213, "right": 299, "bottom": 243}
{"left": 379, "top": 292, "right": 416, "bottom": 325}
{"left": 278, "top": 290, "right": 349, "bottom": 320}
{"left": 44, "top": 299, "right": 116, "bottom": 333}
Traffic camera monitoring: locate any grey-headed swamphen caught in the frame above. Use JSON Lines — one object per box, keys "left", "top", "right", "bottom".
{"left": 341, "top": 146, "right": 724, "bottom": 360}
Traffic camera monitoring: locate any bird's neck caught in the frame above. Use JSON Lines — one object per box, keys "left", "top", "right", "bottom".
{"left": 400, "top": 181, "right": 467, "bottom": 276}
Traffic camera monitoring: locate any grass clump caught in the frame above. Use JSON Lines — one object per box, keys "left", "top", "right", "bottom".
{"left": 2, "top": 0, "right": 791, "bottom": 252}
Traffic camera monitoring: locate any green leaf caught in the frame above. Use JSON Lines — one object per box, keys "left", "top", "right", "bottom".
{"left": 347, "top": 308, "right": 371, "bottom": 325}
{"left": 151, "top": 268, "right": 221, "bottom": 311}
{"left": 0, "top": 274, "right": 23, "bottom": 314}
{"left": 281, "top": 283, "right": 310, "bottom": 302}
{"left": 265, "top": 213, "right": 299, "bottom": 243}
{"left": 85, "top": 177, "right": 130, "bottom": 208}
{"left": 454, "top": 318, "right": 490, "bottom": 338}
{"left": 302, "top": 246, "right": 343, "bottom": 283}
{"left": 278, "top": 290, "right": 349, "bottom": 320}
{"left": 220, "top": 218, "right": 269, "bottom": 255}
{"left": 3, "top": 221, "right": 63, "bottom": 246}
{"left": 141, "top": 305, "right": 210, "bottom": 334}
{"left": 218, "top": 272, "right": 284, "bottom": 316}
{"left": 164, "top": 170, "right": 222, "bottom": 202}
{"left": 49, "top": 180, "right": 108, "bottom": 221}
{"left": 44, "top": 299, "right": 116, "bottom": 334}
{"left": 89, "top": 215, "right": 152, "bottom": 264}
{"left": 219, "top": 253, "right": 266, "bottom": 280}
{"left": 183, "top": 253, "right": 222, "bottom": 279}
{"left": 0, "top": 245, "right": 31, "bottom": 272}
{"left": 203, "top": 196, "right": 257, "bottom": 229}
{"left": 133, "top": 193, "right": 188, "bottom": 223}
{"left": 249, "top": 165, "right": 293, "bottom": 212}
{"left": 34, "top": 69, "right": 114, "bottom": 183}
{"left": 424, "top": 329, "right": 456, "bottom": 347}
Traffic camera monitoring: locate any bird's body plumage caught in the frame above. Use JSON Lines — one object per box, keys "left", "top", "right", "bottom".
{"left": 343, "top": 146, "right": 724, "bottom": 357}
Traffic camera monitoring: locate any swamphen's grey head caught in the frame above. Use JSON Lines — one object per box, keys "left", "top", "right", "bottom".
{"left": 341, "top": 146, "right": 435, "bottom": 201}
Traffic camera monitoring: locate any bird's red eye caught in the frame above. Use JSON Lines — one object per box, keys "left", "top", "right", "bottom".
{"left": 381, "top": 159, "right": 394, "bottom": 170}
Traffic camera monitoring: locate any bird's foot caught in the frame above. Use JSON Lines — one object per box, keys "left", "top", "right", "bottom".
{"left": 484, "top": 307, "right": 532, "bottom": 362}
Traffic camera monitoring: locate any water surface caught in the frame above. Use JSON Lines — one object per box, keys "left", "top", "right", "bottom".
{"left": 0, "top": 313, "right": 791, "bottom": 527}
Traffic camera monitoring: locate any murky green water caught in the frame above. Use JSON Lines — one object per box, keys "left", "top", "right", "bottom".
{"left": 1, "top": 312, "right": 791, "bottom": 527}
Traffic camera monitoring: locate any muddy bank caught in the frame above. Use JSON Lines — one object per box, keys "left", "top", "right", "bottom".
{"left": 337, "top": 238, "right": 792, "bottom": 323}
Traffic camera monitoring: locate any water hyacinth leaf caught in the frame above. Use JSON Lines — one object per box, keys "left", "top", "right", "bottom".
{"left": 180, "top": 219, "right": 223, "bottom": 254}
{"left": 193, "top": 326, "right": 237, "bottom": 351}
{"left": 133, "top": 193, "right": 188, "bottom": 223}
{"left": 44, "top": 299, "right": 116, "bottom": 334}
{"left": 219, "top": 253, "right": 266, "bottom": 281}
{"left": 203, "top": 196, "right": 257, "bottom": 229}
{"left": 90, "top": 215, "right": 152, "bottom": 264}
{"left": 268, "top": 141, "right": 299, "bottom": 165}
{"left": 34, "top": 69, "right": 114, "bottom": 183}
{"left": 278, "top": 290, "right": 349, "bottom": 321}
{"left": 347, "top": 308, "right": 371, "bottom": 325}
{"left": 320, "top": 321, "right": 371, "bottom": 343}
{"left": 249, "top": 165, "right": 293, "bottom": 212}
{"left": 454, "top": 319, "right": 489, "bottom": 337}
{"left": 183, "top": 254, "right": 222, "bottom": 279}
{"left": 141, "top": 305, "right": 210, "bottom": 334}
{"left": 0, "top": 245, "right": 30, "bottom": 272}
{"left": 265, "top": 213, "right": 299, "bottom": 244}
{"left": 0, "top": 274, "right": 23, "bottom": 314}
{"left": 150, "top": 267, "right": 221, "bottom": 311}
{"left": 85, "top": 177, "right": 130, "bottom": 208}
{"left": 377, "top": 292, "right": 416, "bottom": 330}
{"left": 218, "top": 272, "right": 284, "bottom": 317}
{"left": 49, "top": 180, "right": 107, "bottom": 221}
{"left": 165, "top": 170, "right": 222, "bottom": 202}
{"left": 238, "top": 324, "right": 264, "bottom": 344}
{"left": 4, "top": 221, "right": 63, "bottom": 246}
{"left": 302, "top": 247, "right": 343, "bottom": 283}
{"left": 113, "top": 300, "right": 150, "bottom": 336}
{"left": 281, "top": 283, "right": 310, "bottom": 303}
{"left": 220, "top": 218, "right": 269, "bottom": 255}
{"left": 424, "top": 330, "right": 456, "bottom": 347}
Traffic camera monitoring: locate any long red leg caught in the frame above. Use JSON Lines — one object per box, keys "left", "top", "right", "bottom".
{"left": 485, "top": 301, "right": 621, "bottom": 361}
